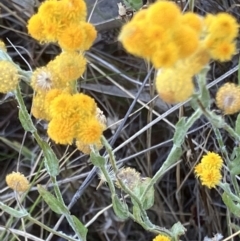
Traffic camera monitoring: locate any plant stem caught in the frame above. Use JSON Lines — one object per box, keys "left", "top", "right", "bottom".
{"left": 141, "top": 109, "right": 202, "bottom": 199}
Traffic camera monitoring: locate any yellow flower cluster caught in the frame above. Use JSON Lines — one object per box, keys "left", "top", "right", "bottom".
{"left": 119, "top": 2, "right": 203, "bottom": 68}
{"left": 6, "top": 171, "right": 30, "bottom": 192}
{"left": 45, "top": 90, "right": 106, "bottom": 147}
{"left": 195, "top": 152, "right": 223, "bottom": 189}
{"left": 216, "top": 83, "right": 240, "bottom": 115}
{"left": 156, "top": 46, "right": 211, "bottom": 103}
{"left": 27, "top": 0, "right": 96, "bottom": 51}
{"left": 0, "top": 60, "right": 19, "bottom": 93}
{"left": 31, "top": 52, "right": 86, "bottom": 92}
{"left": 204, "top": 13, "right": 238, "bottom": 61}
{"left": 152, "top": 234, "right": 171, "bottom": 241}
{"left": 30, "top": 51, "right": 87, "bottom": 120}
{"left": 28, "top": 0, "right": 96, "bottom": 122}
{"left": 119, "top": 1, "right": 239, "bottom": 104}
{"left": 28, "top": 0, "right": 104, "bottom": 153}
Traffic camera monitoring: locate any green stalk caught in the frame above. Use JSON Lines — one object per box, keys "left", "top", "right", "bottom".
{"left": 101, "top": 136, "right": 118, "bottom": 172}
{"left": 101, "top": 136, "right": 172, "bottom": 236}
{"left": 213, "top": 127, "right": 240, "bottom": 195}
{"left": 15, "top": 85, "right": 86, "bottom": 241}
{"left": 141, "top": 109, "right": 202, "bottom": 199}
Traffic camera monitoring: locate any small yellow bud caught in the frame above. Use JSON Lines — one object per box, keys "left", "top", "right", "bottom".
{"left": 0, "top": 61, "right": 19, "bottom": 93}
{"left": 6, "top": 172, "right": 30, "bottom": 192}
{"left": 216, "top": 83, "right": 240, "bottom": 115}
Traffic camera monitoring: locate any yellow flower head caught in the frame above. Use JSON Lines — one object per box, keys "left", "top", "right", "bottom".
{"left": 80, "top": 22, "right": 97, "bottom": 51}
{"left": 194, "top": 163, "right": 203, "bottom": 177}
{"left": 146, "top": 1, "right": 181, "bottom": 28}
{"left": 42, "top": 19, "right": 63, "bottom": 42}
{"left": 62, "top": 0, "right": 87, "bottom": 22}
{"left": 27, "top": 14, "right": 45, "bottom": 42}
{"left": 208, "top": 40, "right": 236, "bottom": 62}
{"left": 206, "top": 13, "right": 239, "bottom": 40}
{"left": 199, "top": 168, "right": 222, "bottom": 189}
{"left": 195, "top": 152, "right": 223, "bottom": 189}
{"left": 181, "top": 12, "right": 203, "bottom": 34}
{"left": 43, "top": 89, "right": 63, "bottom": 120}
{"left": 73, "top": 93, "right": 97, "bottom": 117}
{"left": 145, "top": 25, "right": 167, "bottom": 48}
{"left": 216, "top": 83, "right": 240, "bottom": 115}
{"left": 201, "top": 152, "right": 223, "bottom": 170}
{"left": 48, "top": 52, "right": 86, "bottom": 83}
{"left": 38, "top": 0, "right": 60, "bottom": 21}
{"left": 58, "top": 22, "right": 86, "bottom": 51}
{"left": 131, "top": 9, "right": 147, "bottom": 22}
{"left": 173, "top": 25, "right": 200, "bottom": 59}
{"left": 156, "top": 68, "right": 194, "bottom": 104}
{"left": 118, "top": 21, "right": 149, "bottom": 58}
{"left": 76, "top": 139, "right": 103, "bottom": 154}
{"left": 151, "top": 42, "right": 179, "bottom": 68}
{"left": 6, "top": 172, "right": 29, "bottom": 192}
{"left": 0, "top": 60, "right": 19, "bottom": 93}
{"left": 153, "top": 234, "right": 171, "bottom": 241}
{"left": 76, "top": 117, "right": 104, "bottom": 145}
{"left": 47, "top": 117, "right": 77, "bottom": 145}
{"left": 49, "top": 93, "right": 77, "bottom": 119}
{"left": 31, "top": 91, "right": 48, "bottom": 120}
{"left": 31, "top": 67, "right": 54, "bottom": 92}
{"left": 115, "top": 167, "right": 141, "bottom": 190}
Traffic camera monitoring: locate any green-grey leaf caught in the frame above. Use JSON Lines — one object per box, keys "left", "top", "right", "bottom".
{"left": 37, "top": 185, "right": 68, "bottom": 215}
{"left": 112, "top": 194, "right": 129, "bottom": 220}
{"left": 19, "top": 109, "right": 36, "bottom": 133}
{"left": 229, "top": 155, "right": 240, "bottom": 175}
{"left": 132, "top": 178, "right": 154, "bottom": 210}
{"left": 196, "top": 67, "right": 210, "bottom": 108}
{"left": 238, "top": 55, "right": 240, "bottom": 85}
{"left": 230, "top": 147, "right": 240, "bottom": 175}
{"left": 123, "top": 0, "right": 142, "bottom": 10}
{"left": 220, "top": 183, "right": 240, "bottom": 203}
{"left": 90, "top": 152, "right": 105, "bottom": 167}
{"left": 132, "top": 205, "right": 143, "bottom": 224}
{"left": 0, "top": 201, "right": 28, "bottom": 218}
{"left": 199, "top": 83, "right": 210, "bottom": 108}
{"left": 222, "top": 192, "right": 240, "bottom": 217}
{"left": 42, "top": 142, "right": 59, "bottom": 177}
{"left": 15, "top": 85, "right": 36, "bottom": 133}
{"left": 170, "top": 222, "right": 186, "bottom": 239}
{"left": 140, "top": 179, "right": 154, "bottom": 210}
{"left": 173, "top": 117, "right": 187, "bottom": 146}
{"left": 190, "top": 94, "right": 199, "bottom": 111}
{"left": 235, "top": 114, "right": 240, "bottom": 136}
{"left": 71, "top": 215, "right": 87, "bottom": 241}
